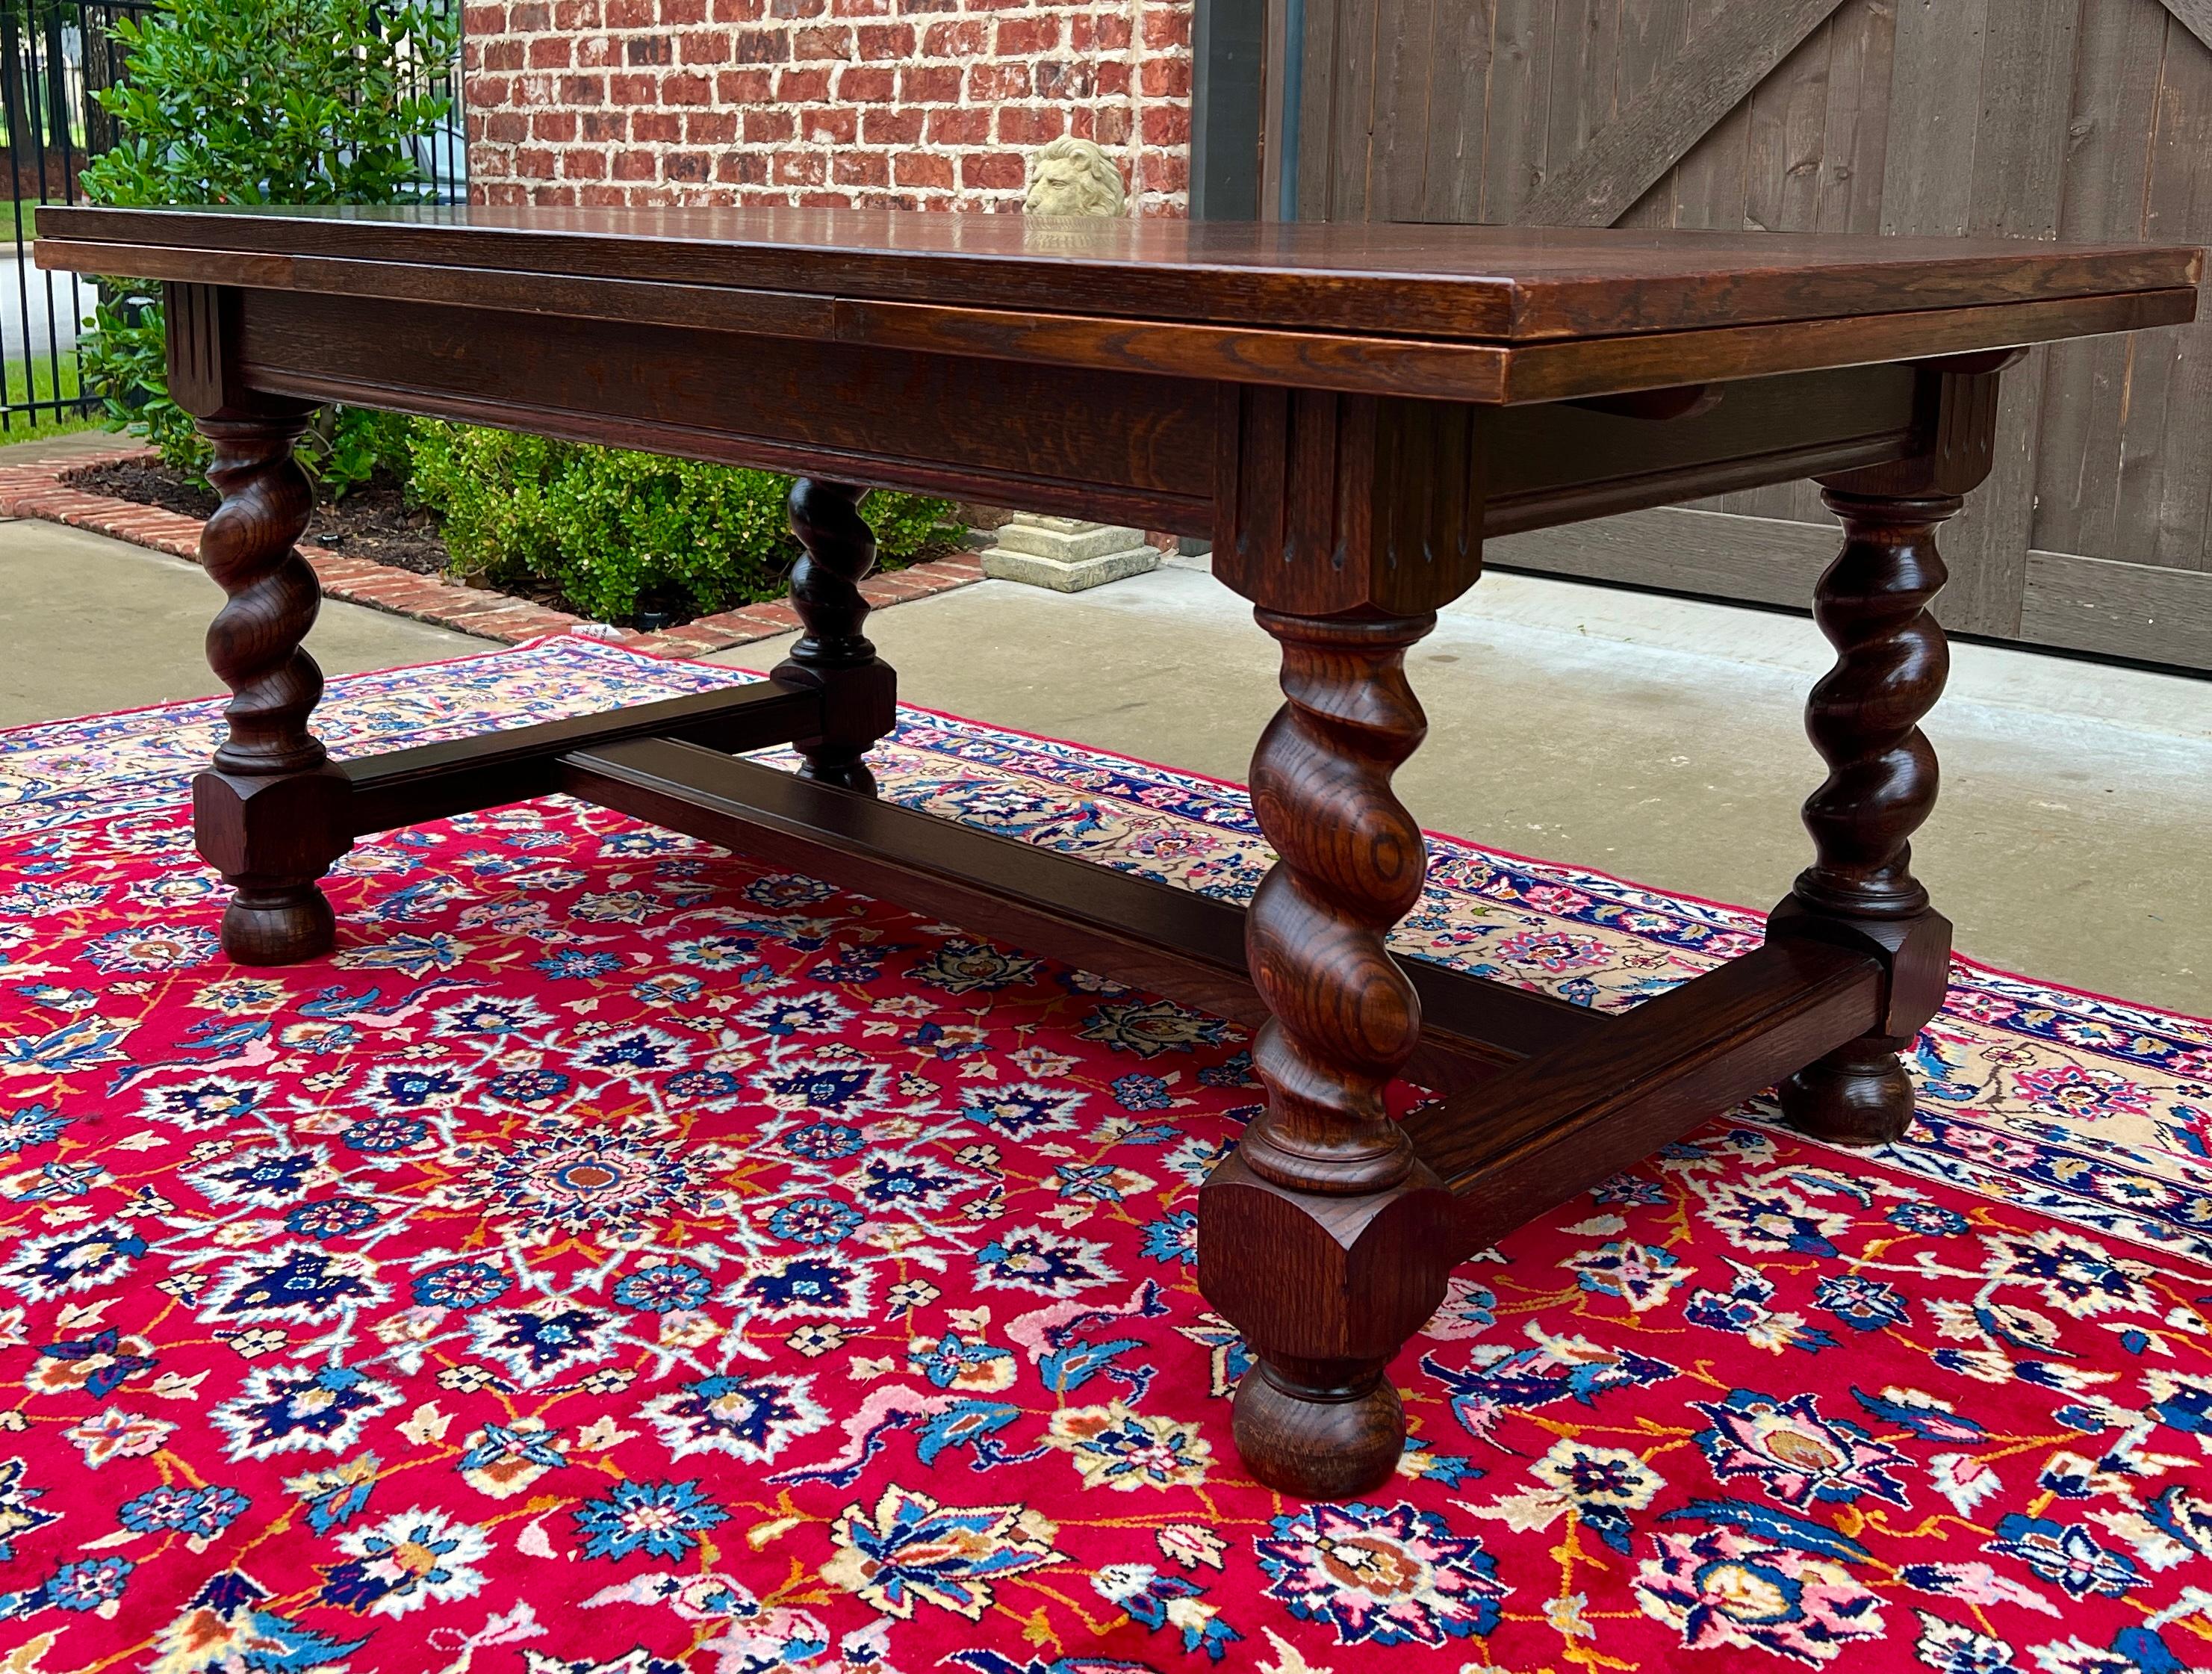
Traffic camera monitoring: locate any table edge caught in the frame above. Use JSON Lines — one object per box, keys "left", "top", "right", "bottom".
{"left": 36, "top": 234, "right": 2201, "bottom": 406}
{"left": 37, "top": 203, "right": 2206, "bottom": 347}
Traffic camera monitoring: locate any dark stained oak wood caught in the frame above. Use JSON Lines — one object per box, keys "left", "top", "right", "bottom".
{"left": 1768, "top": 483, "right": 1962, "bottom": 1147}
{"left": 59, "top": 206, "right": 2199, "bottom": 1500}
{"left": 1482, "top": 289, "right": 2193, "bottom": 406}
{"left": 1198, "top": 1152, "right": 1461, "bottom": 1499}
{"left": 168, "top": 288, "right": 352, "bottom": 967}
{"left": 37, "top": 205, "right": 2205, "bottom": 412}
{"left": 1483, "top": 362, "right": 1920, "bottom": 534}
{"left": 198, "top": 413, "right": 324, "bottom": 784}
{"left": 556, "top": 736, "right": 1600, "bottom": 1091}
{"left": 1202, "top": 349, "right": 1497, "bottom": 1487}
{"left": 37, "top": 203, "right": 2204, "bottom": 341}
{"left": 775, "top": 480, "right": 895, "bottom": 796}
{"left": 1215, "top": 391, "right": 1485, "bottom": 613}
{"left": 229, "top": 288, "right": 1222, "bottom": 536}
{"left": 1402, "top": 938, "right": 1885, "bottom": 1250}
{"left": 1758, "top": 356, "right": 2001, "bottom": 1150}
{"left": 37, "top": 236, "right": 2193, "bottom": 408}
{"left": 1238, "top": 611, "right": 1433, "bottom": 1194}
{"left": 1791, "top": 490, "right": 1955, "bottom": 927}
{"left": 343, "top": 682, "right": 823, "bottom": 835}
{"left": 190, "top": 399, "right": 351, "bottom": 966}
{"left": 1210, "top": 605, "right": 1444, "bottom": 1492}
{"left": 35, "top": 239, "right": 1520, "bottom": 405}
{"left": 74, "top": 287, "right": 2175, "bottom": 577}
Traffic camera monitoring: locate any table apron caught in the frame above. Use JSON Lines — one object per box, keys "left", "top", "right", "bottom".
{"left": 234, "top": 285, "right": 1224, "bottom": 538}
{"left": 217, "top": 285, "right": 1939, "bottom": 556}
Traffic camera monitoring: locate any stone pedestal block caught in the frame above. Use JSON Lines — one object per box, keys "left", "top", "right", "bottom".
{"left": 981, "top": 514, "right": 1160, "bottom": 593}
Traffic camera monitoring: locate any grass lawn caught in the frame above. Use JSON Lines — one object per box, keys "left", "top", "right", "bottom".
{"left": 0, "top": 351, "right": 103, "bottom": 444}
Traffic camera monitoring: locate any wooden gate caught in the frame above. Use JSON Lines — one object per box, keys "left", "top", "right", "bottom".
{"left": 1280, "top": 0, "right": 2212, "bottom": 670}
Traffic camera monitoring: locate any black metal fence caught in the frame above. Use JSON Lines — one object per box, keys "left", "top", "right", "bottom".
{"left": 0, "top": 0, "right": 466, "bottom": 437}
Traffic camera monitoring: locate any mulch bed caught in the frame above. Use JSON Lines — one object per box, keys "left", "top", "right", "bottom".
{"left": 9, "top": 445, "right": 988, "bottom": 654}
{"left": 63, "top": 456, "right": 452, "bottom": 577}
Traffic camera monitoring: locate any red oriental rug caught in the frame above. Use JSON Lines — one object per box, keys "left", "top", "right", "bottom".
{"left": 3, "top": 636, "right": 2211, "bottom": 1674}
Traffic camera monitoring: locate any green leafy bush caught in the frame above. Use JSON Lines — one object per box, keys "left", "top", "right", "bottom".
{"left": 66, "top": 0, "right": 963, "bottom": 619}
{"left": 406, "top": 423, "right": 958, "bottom": 624}
{"left": 75, "top": 0, "right": 458, "bottom": 488}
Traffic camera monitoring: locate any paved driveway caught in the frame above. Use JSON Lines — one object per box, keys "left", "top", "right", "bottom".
{"left": 0, "top": 251, "right": 96, "bottom": 356}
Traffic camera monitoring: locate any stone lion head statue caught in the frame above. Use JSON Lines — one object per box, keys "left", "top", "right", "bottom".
{"left": 1023, "top": 137, "right": 1128, "bottom": 217}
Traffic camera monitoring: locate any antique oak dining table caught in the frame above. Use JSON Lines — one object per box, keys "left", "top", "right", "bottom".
{"left": 37, "top": 204, "right": 2202, "bottom": 1500}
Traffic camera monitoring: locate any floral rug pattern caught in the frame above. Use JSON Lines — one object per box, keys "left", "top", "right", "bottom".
{"left": 0, "top": 636, "right": 2209, "bottom": 1673}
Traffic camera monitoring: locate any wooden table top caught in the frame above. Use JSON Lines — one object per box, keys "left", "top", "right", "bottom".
{"left": 39, "top": 204, "right": 2204, "bottom": 404}
{"left": 42, "top": 203, "right": 2203, "bottom": 337}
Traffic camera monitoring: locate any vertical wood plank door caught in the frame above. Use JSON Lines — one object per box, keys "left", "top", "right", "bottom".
{"left": 1290, "top": 0, "right": 2212, "bottom": 672}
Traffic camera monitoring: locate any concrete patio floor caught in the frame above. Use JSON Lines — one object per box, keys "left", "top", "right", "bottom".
{"left": 1, "top": 509, "right": 2202, "bottom": 1017}
{"left": 0, "top": 516, "right": 476, "bottom": 723}
{"left": 724, "top": 555, "right": 2212, "bottom": 1017}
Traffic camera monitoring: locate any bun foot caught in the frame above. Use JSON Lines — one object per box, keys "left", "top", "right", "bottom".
{"left": 795, "top": 755, "right": 877, "bottom": 796}
{"left": 1778, "top": 1038, "right": 1916, "bottom": 1147}
{"left": 1232, "top": 1359, "right": 1405, "bottom": 1500}
{"left": 222, "top": 883, "right": 336, "bottom": 966}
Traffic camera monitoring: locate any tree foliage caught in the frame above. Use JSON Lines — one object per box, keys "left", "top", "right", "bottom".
{"left": 77, "top": 0, "right": 457, "bottom": 485}
{"left": 66, "top": 0, "right": 962, "bottom": 624}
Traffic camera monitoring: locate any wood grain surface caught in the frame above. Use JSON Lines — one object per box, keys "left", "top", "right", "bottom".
{"left": 37, "top": 202, "right": 2200, "bottom": 343}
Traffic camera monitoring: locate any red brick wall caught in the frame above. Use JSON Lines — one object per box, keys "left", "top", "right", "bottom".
{"left": 461, "top": 0, "right": 1193, "bottom": 217}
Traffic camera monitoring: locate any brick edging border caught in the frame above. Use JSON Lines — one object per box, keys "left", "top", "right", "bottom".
{"left": 0, "top": 447, "right": 984, "bottom": 658}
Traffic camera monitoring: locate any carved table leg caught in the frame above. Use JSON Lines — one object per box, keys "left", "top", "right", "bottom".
{"left": 1198, "top": 611, "right": 1461, "bottom": 1498}
{"left": 192, "top": 403, "right": 352, "bottom": 965}
{"left": 1769, "top": 486, "right": 1959, "bottom": 1146}
{"left": 772, "top": 478, "right": 895, "bottom": 794}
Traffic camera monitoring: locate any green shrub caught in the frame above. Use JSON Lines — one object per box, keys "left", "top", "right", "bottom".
{"left": 406, "top": 422, "right": 958, "bottom": 624}
{"left": 75, "top": 0, "right": 458, "bottom": 489}
{"left": 66, "top": 0, "right": 962, "bottom": 615}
